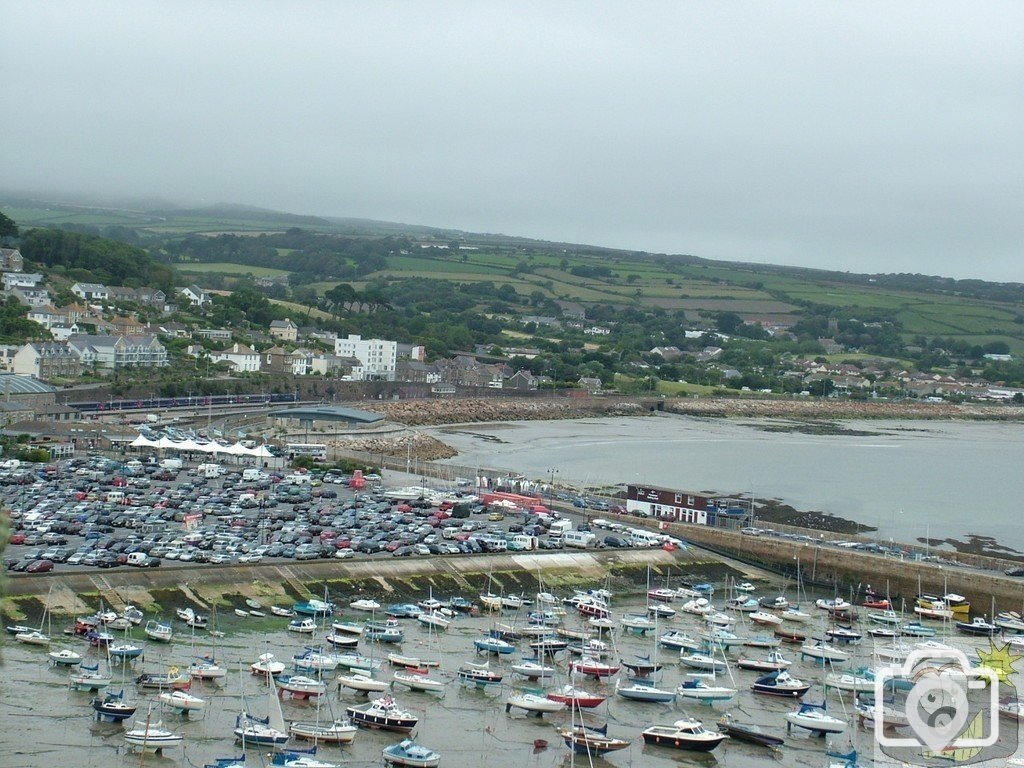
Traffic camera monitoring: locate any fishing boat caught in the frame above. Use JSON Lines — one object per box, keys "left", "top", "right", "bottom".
{"left": 862, "top": 598, "right": 892, "bottom": 610}
{"left": 854, "top": 696, "right": 910, "bottom": 728}
{"left": 569, "top": 656, "right": 620, "bottom": 678}
{"left": 511, "top": 659, "right": 556, "bottom": 680}
{"left": 292, "top": 648, "right": 339, "bottom": 673}
{"left": 760, "top": 595, "right": 789, "bottom": 610}
{"left": 177, "top": 608, "right": 209, "bottom": 629}
{"left": 718, "top": 715, "right": 785, "bottom": 748}
{"left": 506, "top": 691, "right": 567, "bottom": 714}
{"left": 87, "top": 629, "right": 115, "bottom": 647}
{"left": 235, "top": 674, "right": 290, "bottom": 746}
{"left": 289, "top": 719, "right": 357, "bottom": 744}
{"left": 914, "top": 602, "right": 955, "bottom": 620}
{"left": 122, "top": 605, "right": 145, "bottom": 625}
{"left": 620, "top": 657, "right": 662, "bottom": 678}
{"left": 388, "top": 652, "right": 435, "bottom": 669}
{"left": 338, "top": 672, "right": 389, "bottom": 694}
{"left": 615, "top": 680, "right": 676, "bottom": 703}
{"left": 997, "top": 612, "right": 1024, "bottom": 633}
{"left": 529, "top": 636, "right": 570, "bottom": 655}
{"left": 956, "top": 617, "right": 1000, "bottom": 636}
{"left": 648, "top": 588, "right": 677, "bottom": 603}
{"left": 271, "top": 606, "right": 296, "bottom": 617}
{"left": 736, "top": 582, "right": 756, "bottom": 593}
{"left": 365, "top": 618, "right": 405, "bottom": 643}
{"left": 681, "top": 598, "right": 713, "bottom": 615}
{"left": 660, "top": 630, "right": 700, "bottom": 652}
{"left": 92, "top": 689, "right": 137, "bottom": 722}
{"left": 815, "top": 597, "right": 852, "bottom": 613}
{"left": 775, "top": 628, "right": 807, "bottom": 644}
{"left": 501, "top": 594, "right": 526, "bottom": 610}
{"left": 251, "top": 653, "right": 287, "bottom": 676}
{"left": 190, "top": 654, "right": 228, "bottom": 680}
{"left": 785, "top": 701, "right": 847, "bottom": 735}
{"left": 234, "top": 609, "right": 250, "bottom": 618}
{"left": 135, "top": 668, "right": 189, "bottom": 690}
{"left": 392, "top": 669, "right": 446, "bottom": 693}
{"left": 124, "top": 717, "right": 183, "bottom": 752}
{"left": 346, "top": 695, "right": 418, "bottom": 732}
{"left": 49, "top": 648, "right": 83, "bottom": 666}
{"left": 546, "top": 684, "right": 605, "bottom": 709}
{"left": 737, "top": 650, "right": 791, "bottom": 672}
{"left": 916, "top": 592, "right": 970, "bottom": 615}
{"left": 675, "top": 675, "right": 737, "bottom": 703}
{"left": 560, "top": 724, "right": 630, "bottom": 756}
{"left": 800, "top": 640, "right": 850, "bottom": 663}
{"left": 5, "top": 623, "right": 33, "bottom": 635}
{"left": 382, "top": 739, "right": 441, "bottom": 768}
{"left": 620, "top": 613, "right": 657, "bottom": 633}
{"left": 418, "top": 596, "right": 445, "bottom": 612}
{"left": 288, "top": 618, "right": 317, "bottom": 634}
{"left": 825, "top": 626, "right": 863, "bottom": 645}
{"left": 446, "top": 596, "right": 475, "bottom": 613}
{"left": 744, "top": 634, "right": 781, "bottom": 648}
{"left": 144, "top": 620, "right": 173, "bottom": 643}
{"left": 276, "top": 675, "right": 328, "bottom": 698}
{"left": 642, "top": 718, "right": 728, "bottom": 751}
{"left": 457, "top": 660, "right": 503, "bottom": 686}
{"left": 333, "top": 652, "right": 382, "bottom": 673}
{"left": 295, "top": 599, "right": 336, "bottom": 616}
{"left": 726, "top": 596, "right": 759, "bottom": 612}
{"left": 473, "top": 635, "right": 515, "bottom": 655}
{"left": 159, "top": 689, "right": 207, "bottom": 713}
{"left": 570, "top": 594, "right": 610, "bottom": 619}
{"left": 386, "top": 604, "right": 422, "bottom": 619}
{"left": 874, "top": 642, "right": 913, "bottom": 663}
{"left": 751, "top": 670, "right": 810, "bottom": 697}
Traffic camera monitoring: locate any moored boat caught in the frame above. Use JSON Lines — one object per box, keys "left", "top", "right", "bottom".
{"left": 785, "top": 701, "right": 847, "bottom": 735}
{"left": 92, "top": 689, "right": 137, "bottom": 722}
{"left": 289, "top": 719, "right": 357, "bottom": 744}
{"left": 144, "top": 620, "right": 173, "bottom": 643}
{"left": 346, "top": 695, "right": 418, "bottom": 732}
{"left": 560, "top": 724, "right": 630, "bottom": 756}
{"left": 717, "top": 714, "right": 785, "bottom": 748}
{"left": 382, "top": 739, "right": 441, "bottom": 768}
{"left": 457, "top": 660, "right": 503, "bottom": 686}
{"left": 546, "top": 684, "right": 606, "bottom": 709}
{"left": 159, "top": 689, "right": 206, "bottom": 712}
{"left": 251, "top": 653, "right": 286, "bottom": 676}
{"left": 506, "top": 691, "right": 567, "bottom": 715}
{"left": 288, "top": 618, "right": 317, "bottom": 634}
{"left": 751, "top": 670, "right": 810, "bottom": 698}
{"left": 956, "top": 617, "right": 1000, "bottom": 636}
{"left": 276, "top": 675, "right": 328, "bottom": 698}
{"left": 642, "top": 718, "right": 728, "bottom": 751}
{"left": 124, "top": 719, "right": 183, "bottom": 752}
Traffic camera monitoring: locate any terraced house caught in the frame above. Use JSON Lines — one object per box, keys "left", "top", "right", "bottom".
{"left": 66, "top": 334, "right": 168, "bottom": 369}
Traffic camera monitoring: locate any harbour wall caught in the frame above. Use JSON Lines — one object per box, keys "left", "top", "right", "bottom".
{"left": 2, "top": 547, "right": 738, "bottom": 620}
{"left": 658, "top": 520, "right": 1024, "bottom": 614}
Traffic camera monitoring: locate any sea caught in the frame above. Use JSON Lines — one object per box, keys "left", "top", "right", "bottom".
{"left": 429, "top": 414, "right": 1024, "bottom": 552}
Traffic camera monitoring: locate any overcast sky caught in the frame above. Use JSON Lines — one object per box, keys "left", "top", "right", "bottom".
{"left": 3, "top": 3, "right": 1022, "bottom": 281}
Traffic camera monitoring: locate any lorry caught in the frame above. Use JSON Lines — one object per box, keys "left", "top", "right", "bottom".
{"left": 548, "top": 519, "right": 572, "bottom": 535}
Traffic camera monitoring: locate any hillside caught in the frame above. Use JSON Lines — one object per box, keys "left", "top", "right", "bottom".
{"left": 3, "top": 193, "right": 1022, "bottom": 357}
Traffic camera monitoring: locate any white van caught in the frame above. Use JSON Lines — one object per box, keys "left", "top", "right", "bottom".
{"left": 159, "top": 458, "right": 183, "bottom": 471}
{"left": 548, "top": 519, "right": 572, "bottom": 535}
{"left": 442, "top": 526, "right": 460, "bottom": 540}
{"left": 629, "top": 529, "right": 661, "bottom": 548}
{"left": 284, "top": 473, "right": 311, "bottom": 486}
{"left": 242, "top": 468, "right": 264, "bottom": 482}
{"left": 198, "top": 463, "right": 222, "bottom": 478}
{"left": 563, "top": 530, "right": 597, "bottom": 549}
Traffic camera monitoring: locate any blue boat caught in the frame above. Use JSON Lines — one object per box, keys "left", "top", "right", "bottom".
{"left": 364, "top": 618, "right": 404, "bottom": 643}
{"left": 205, "top": 758, "right": 245, "bottom": 768}
{"left": 474, "top": 636, "right": 516, "bottom": 655}
{"left": 293, "top": 599, "right": 335, "bottom": 617}
{"left": 383, "top": 739, "right": 441, "bottom": 767}
{"left": 270, "top": 747, "right": 326, "bottom": 766}
{"left": 108, "top": 642, "right": 145, "bottom": 660}
{"left": 385, "top": 604, "right": 422, "bottom": 619}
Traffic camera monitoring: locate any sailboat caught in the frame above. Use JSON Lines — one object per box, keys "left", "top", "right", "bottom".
{"left": 124, "top": 706, "right": 183, "bottom": 753}
{"left": 235, "top": 671, "right": 290, "bottom": 746}
{"left": 289, "top": 670, "right": 358, "bottom": 745}
{"left": 16, "top": 589, "right": 52, "bottom": 646}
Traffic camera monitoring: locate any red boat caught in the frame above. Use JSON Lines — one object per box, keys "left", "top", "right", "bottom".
{"left": 547, "top": 685, "right": 607, "bottom": 709}
{"left": 569, "top": 658, "right": 620, "bottom": 679}
{"left": 862, "top": 599, "right": 891, "bottom": 609}
{"left": 574, "top": 602, "right": 610, "bottom": 620}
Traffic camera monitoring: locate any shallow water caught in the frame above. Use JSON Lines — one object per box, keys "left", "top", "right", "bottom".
{"left": 429, "top": 415, "right": 1024, "bottom": 551}
{"left": 1, "top": 590, "right": 1014, "bottom": 768}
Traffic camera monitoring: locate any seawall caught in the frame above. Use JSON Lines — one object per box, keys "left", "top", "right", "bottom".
{"left": 2, "top": 548, "right": 736, "bottom": 620}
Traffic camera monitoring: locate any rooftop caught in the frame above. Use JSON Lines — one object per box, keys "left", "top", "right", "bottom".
{"left": 0, "top": 373, "right": 58, "bottom": 395}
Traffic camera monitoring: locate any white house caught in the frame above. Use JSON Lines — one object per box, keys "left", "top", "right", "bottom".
{"left": 27, "top": 306, "right": 69, "bottom": 330}
{"left": 211, "top": 342, "right": 260, "bottom": 372}
{"left": 71, "top": 283, "right": 109, "bottom": 301}
{"left": 178, "top": 285, "right": 212, "bottom": 306}
{"left": 269, "top": 318, "right": 299, "bottom": 342}
{"left": 334, "top": 334, "right": 397, "bottom": 381}
{"left": 67, "top": 334, "right": 168, "bottom": 369}
{"left": 2, "top": 272, "right": 43, "bottom": 290}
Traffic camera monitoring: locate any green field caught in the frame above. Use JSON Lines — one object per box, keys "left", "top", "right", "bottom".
{"left": 176, "top": 262, "right": 291, "bottom": 277}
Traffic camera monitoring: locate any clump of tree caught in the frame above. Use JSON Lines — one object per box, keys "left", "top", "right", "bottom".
{"left": 0, "top": 297, "right": 48, "bottom": 343}
{"left": 20, "top": 227, "right": 174, "bottom": 289}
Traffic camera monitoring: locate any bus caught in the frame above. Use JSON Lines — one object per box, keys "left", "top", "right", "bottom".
{"left": 286, "top": 443, "right": 328, "bottom": 461}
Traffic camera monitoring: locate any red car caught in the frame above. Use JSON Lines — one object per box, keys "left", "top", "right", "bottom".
{"left": 26, "top": 559, "right": 54, "bottom": 574}
{"left": 8, "top": 533, "right": 26, "bottom": 545}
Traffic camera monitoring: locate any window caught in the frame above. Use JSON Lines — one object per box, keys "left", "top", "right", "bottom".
{"left": 687, "top": 496, "right": 695, "bottom": 506}
{"left": 674, "top": 493, "right": 682, "bottom": 503}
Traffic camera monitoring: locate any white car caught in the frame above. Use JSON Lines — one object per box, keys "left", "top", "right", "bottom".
{"left": 334, "top": 550, "right": 354, "bottom": 560}
{"left": 238, "top": 553, "right": 263, "bottom": 564}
